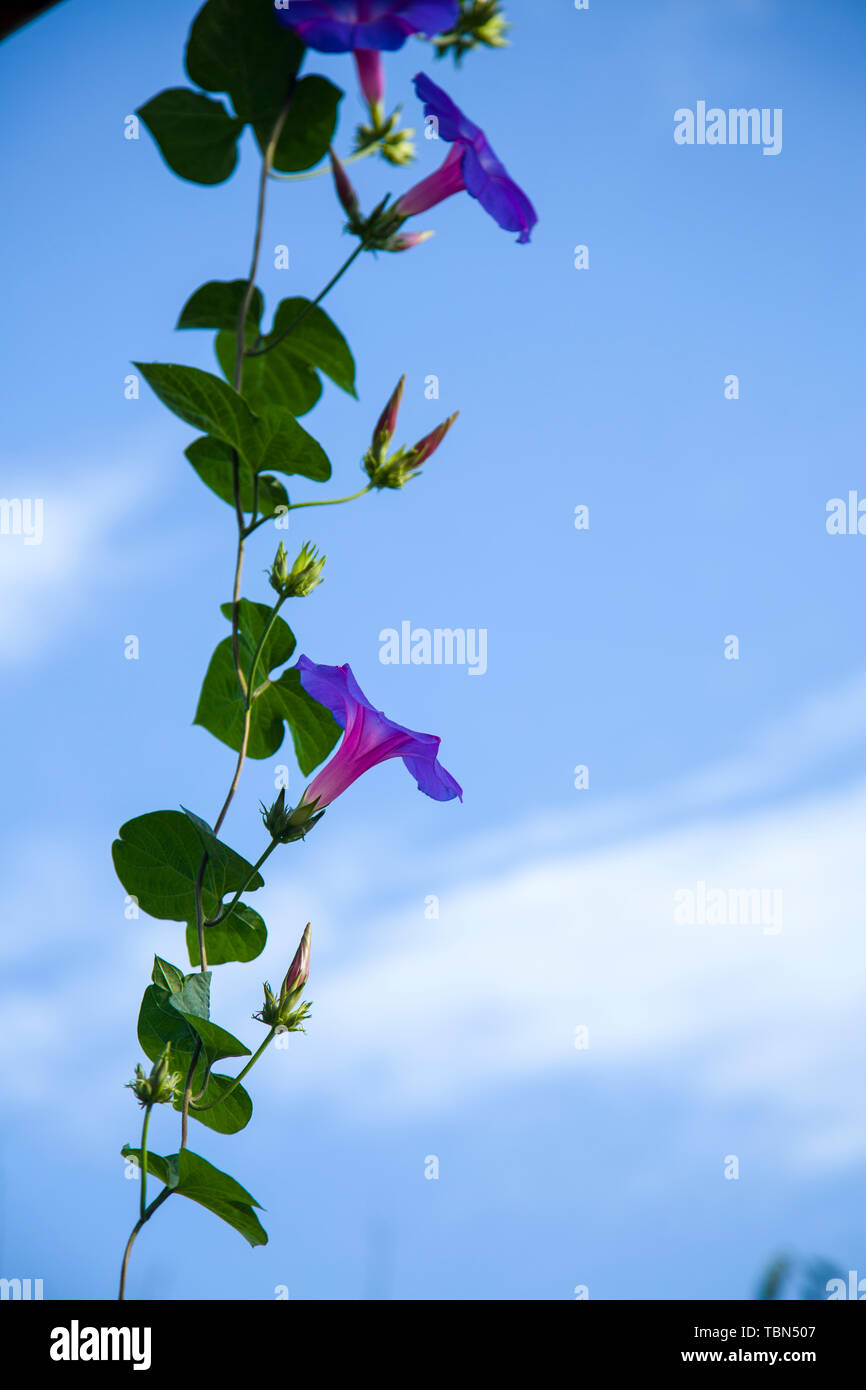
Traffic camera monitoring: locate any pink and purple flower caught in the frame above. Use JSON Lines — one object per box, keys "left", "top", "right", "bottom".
{"left": 276, "top": 2, "right": 460, "bottom": 109}
{"left": 395, "top": 71, "right": 537, "bottom": 243}
{"left": 295, "top": 655, "right": 463, "bottom": 810}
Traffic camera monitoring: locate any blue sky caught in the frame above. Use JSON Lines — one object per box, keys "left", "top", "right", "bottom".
{"left": 2, "top": 0, "right": 866, "bottom": 1300}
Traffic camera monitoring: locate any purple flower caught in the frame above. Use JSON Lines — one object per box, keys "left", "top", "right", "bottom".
{"left": 295, "top": 655, "right": 462, "bottom": 810}
{"left": 276, "top": 2, "right": 459, "bottom": 53}
{"left": 277, "top": 2, "right": 460, "bottom": 109}
{"left": 395, "top": 72, "right": 537, "bottom": 243}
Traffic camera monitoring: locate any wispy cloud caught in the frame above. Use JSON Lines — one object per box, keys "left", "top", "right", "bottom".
{"left": 249, "top": 778, "right": 866, "bottom": 1175}
{"left": 3, "top": 678, "right": 866, "bottom": 1179}
{"left": 0, "top": 459, "right": 160, "bottom": 665}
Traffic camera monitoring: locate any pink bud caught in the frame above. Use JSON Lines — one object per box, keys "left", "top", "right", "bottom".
{"left": 282, "top": 923, "right": 311, "bottom": 998}
{"left": 389, "top": 230, "right": 435, "bottom": 252}
{"left": 329, "top": 148, "right": 360, "bottom": 221}
{"left": 411, "top": 411, "right": 459, "bottom": 467}
{"left": 373, "top": 375, "right": 406, "bottom": 448}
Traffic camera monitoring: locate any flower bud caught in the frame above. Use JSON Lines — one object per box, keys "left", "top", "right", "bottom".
{"left": 364, "top": 408, "right": 459, "bottom": 489}
{"left": 269, "top": 541, "right": 326, "bottom": 599}
{"left": 385, "top": 230, "right": 435, "bottom": 253}
{"left": 127, "top": 1045, "right": 182, "bottom": 1107}
{"left": 281, "top": 923, "right": 311, "bottom": 1003}
{"left": 329, "top": 147, "right": 360, "bottom": 222}
{"left": 253, "top": 924, "right": 313, "bottom": 1033}
{"left": 381, "top": 124, "right": 416, "bottom": 167}
{"left": 433, "top": 1, "right": 510, "bottom": 63}
{"left": 261, "top": 788, "right": 325, "bottom": 843}
{"left": 408, "top": 411, "right": 460, "bottom": 468}
{"left": 372, "top": 375, "right": 405, "bottom": 455}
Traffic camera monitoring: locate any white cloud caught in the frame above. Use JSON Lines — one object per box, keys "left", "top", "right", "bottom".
{"left": 0, "top": 461, "right": 159, "bottom": 664}
{"left": 3, "top": 679, "right": 866, "bottom": 1179}
{"left": 248, "top": 777, "right": 866, "bottom": 1176}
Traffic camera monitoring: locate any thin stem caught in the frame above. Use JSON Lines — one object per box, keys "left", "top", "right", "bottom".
{"left": 269, "top": 142, "right": 381, "bottom": 181}
{"left": 119, "top": 86, "right": 300, "bottom": 1302}
{"left": 180, "top": 1041, "right": 202, "bottom": 1151}
{"left": 217, "top": 83, "right": 297, "bottom": 834}
{"left": 289, "top": 484, "right": 373, "bottom": 512}
{"left": 139, "top": 1105, "right": 152, "bottom": 1221}
{"left": 242, "top": 484, "right": 373, "bottom": 536}
{"left": 206, "top": 839, "right": 278, "bottom": 928}
{"left": 119, "top": 1187, "right": 172, "bottom": 1301}
{"left": 193, "top": 853, "right": 209, "bottom": 971}
{"left": 247, "top": 597, "right": 286, "bottom": 695}
{"left": 247, "top": 243, "right": 365, "bottom": 359}
{"left": 191, "top": 1029, "right": 276, "bottom": 1113}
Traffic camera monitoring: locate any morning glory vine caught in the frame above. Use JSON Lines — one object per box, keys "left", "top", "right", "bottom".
{"left": 115, "top": 0, "right": 531, "bottom": 1300}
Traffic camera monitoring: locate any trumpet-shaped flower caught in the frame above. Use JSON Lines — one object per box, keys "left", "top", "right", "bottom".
{"left": 277, "top": 2, "right": 460, "bottom": 110}
{"left": 395, "top": 72, "right": 537, "bottom": 243}
{"left": 294, "top": 655, "right": 462, "bottom": 810}
{"left": 276, "top": 2, "right": 460, "bottom": 52}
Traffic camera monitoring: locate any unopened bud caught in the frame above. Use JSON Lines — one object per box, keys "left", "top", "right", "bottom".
{"left": 381, "top": 124, "right": 416, "bottom": 166}
{"left": 385, "top": 230, "right": 435, "bottom": 253}
{"left": 254, "top": 924, "right": 313, "bottom": 1033}
{"left": 127, "top": 1045, "right": 182, "bottom": 1107}
{"left": 372, "top": 375, "right": 405, "bottom": 454}
{"left": 261, "top": 788, "right": 325, "bottom": 843}
{"left": 269, "top": 541, "right": 326, "bottom": 599}
{"left": 281, "top": 923, "right": 311, "bottom": 1002}
{"left": 329, "top": 147, "right": 360, "bottom": 222}
{"left": 409, "top": 411, "right": 460, "bottom": 467}
{"left": 364, "top": 409, "right": 459, "bottom": 489}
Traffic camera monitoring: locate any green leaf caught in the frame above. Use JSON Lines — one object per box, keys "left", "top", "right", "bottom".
{"left": 215, "top": 329, "right": 323, "bottom": 419}
{"left": 250, "top": 408, "right": 332, "bottom": 482}
{"left": 121, "top": 1146, "right": 179, "bottom": 1190}
{"left": 112, "top": 809, "right": 264, "bottom": 923}
{"left": 269, "top": 76, "right": 343, "bottom": 173}
{"left": 194, "top": 600, "right": 295, "bottom": 759}
{"left": 136, "top": 362, "right": 330, "bottom": 480}
{"left": 182, "top": 1070, "right": 253, "bottom": 1135}
{"left": 138, "top": 88, "right": 243, "bottom": 185}
{"left": 177, "top": 280, "right": 263, "bottom": 334}
{"left": 173, "top": 1150, "right": 268, "bottom": 1246}
{"left": 185, "top": 436, "right": 289, "bottom": 519}
{"left": 227, "top": 598, "right": 296, "bottom": 672}
{"left": 186, "top": 0, "right": 303, "bottom": 128}
{"left": 186, "top": 903, "right": 267, "bottom": 967}
{"left": 268, "top": 298, "right": 357, "bottom": 397}
{"left": 164, "top": 967, "right": 211, "bottom": 1022}
{"left": 138, "top": 962, "right": 249, "bottom": 1073}
{"left": 172, "top": 1012, "right": 251, "bottom": 1066}
{"left": 138, "top": 981, "right": 198, "bottom": 1065}
{"left": 135, "top": 362, "right": 255, "bottom": 461}
{"left": 194, "top": 603, "right": 341, "bottom": 769}
{"left": 121, "top": 1146, "right": 267, "bottom": 1247}
{"left": 152, "top": 956, "right": 185, "bottom": 993}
